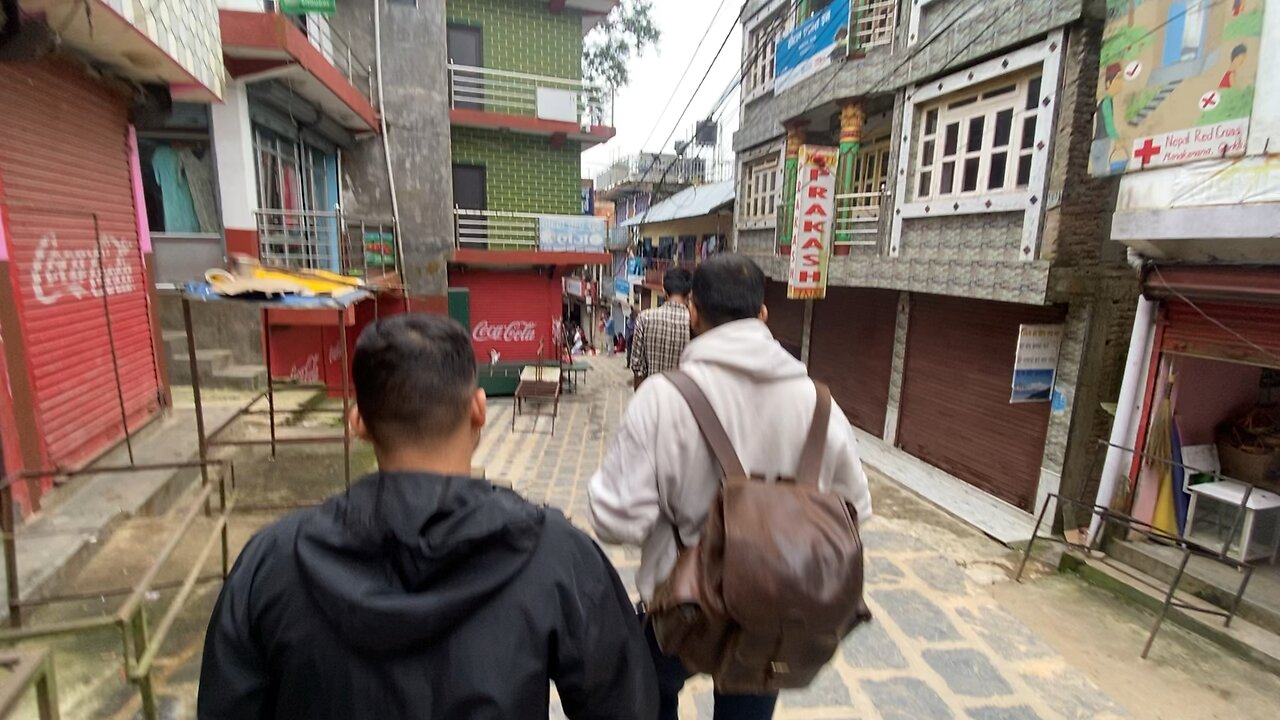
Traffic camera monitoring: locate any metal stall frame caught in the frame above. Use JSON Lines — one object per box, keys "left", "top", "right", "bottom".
{"left": 1016, "top": 440, "right": 1258, "bottom": 660}
{"left": 180, "top": 290, "right": 366, "bottom": 511}
{"left": 0, "top": 649, "right": 61, "bottom": 720}
{"left": 0, "top": 461, "right": 235, "bottom": 720}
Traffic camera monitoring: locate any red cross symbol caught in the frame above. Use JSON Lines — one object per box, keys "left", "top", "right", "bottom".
{"left": 1200, "top": 91, "right": 1220, "bottom": 110}
{"left": 1133, "top": 138, "right": 1162, "bottom": 168}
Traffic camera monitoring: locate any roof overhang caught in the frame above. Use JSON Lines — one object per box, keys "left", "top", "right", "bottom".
{"left": 219, "top": 10, "right": 378, "bottom": 132}
{"left": 551, "top": 0, "right": 616, "bottom": 34}
{"left": 15, "top": 0, "right": 222, "bottom": 102}
{"left": 449, "top": 108, "right": 615, "bottom": 148}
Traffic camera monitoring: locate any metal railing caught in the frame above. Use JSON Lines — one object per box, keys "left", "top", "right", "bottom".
{"left": 256, "top": 209, "right": 399, "bottom": 278}
{"left": 595, "top": 154, "right": 714, "bottom": 193}
{"left": 852, "top": 0, "right": 897, "bottom": 51}
{"left": 447, "top": 64, "right": 611, "bottom": 128}
{"left": 454, "top": 209, "right": 540, "bottom": 250}
{"left": 834, "top": 191, "right": 886, "bottom": 245}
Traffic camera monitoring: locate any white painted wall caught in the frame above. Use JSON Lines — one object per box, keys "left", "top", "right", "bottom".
{"left": 210, "top": 82, "right": 260, "bottom": 232}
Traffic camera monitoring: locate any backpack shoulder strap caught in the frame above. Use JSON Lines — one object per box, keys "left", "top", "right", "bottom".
{"left": 664, "top": 371, "right": 748, "bottom": 478}
{"left": 796, "top": 381, "right": 832, "bottom": 485}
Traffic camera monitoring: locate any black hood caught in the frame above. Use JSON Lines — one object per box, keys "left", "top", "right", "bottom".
{"left": 294, "top": 472, "right": 545, "bottom": 655}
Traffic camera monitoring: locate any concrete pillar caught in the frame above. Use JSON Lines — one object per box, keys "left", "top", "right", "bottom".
{"left": 779, "top": 120, "right": 808, "bottom": 252}
{"left": 1034, "top": 300, "right": 1094, "bottom": 523}
{"left": 882, "top": 291, "right": 911, "bottom": 444}
{"left": 800, "top": 298, "right": 814, "bottom": 366}
{"left": 210, "top": 81, "right": 260, "bottom": 259}
{"left": 834, "top": 98, "right": 865, "bottom": 249}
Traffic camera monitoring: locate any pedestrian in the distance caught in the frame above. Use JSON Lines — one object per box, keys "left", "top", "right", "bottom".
{"left": 588, "top": 254, "right": 873, "bottom": 720}
{"left": 199, "top": 314, "right": 656, "bottom": 720}
{"left": 624, "top": 306, "right": 638, "bottom": 366}
{"left": 629, "top": 268, "right": 692, "bottom": 390}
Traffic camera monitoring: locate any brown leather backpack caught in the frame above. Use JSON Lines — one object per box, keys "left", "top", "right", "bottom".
{"left": 649, "top": 371, "right": 872, "bottom": 694}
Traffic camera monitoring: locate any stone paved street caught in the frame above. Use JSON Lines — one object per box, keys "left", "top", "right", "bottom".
{"left": 479, "top": 356, "right": 1132, "bottom": 720}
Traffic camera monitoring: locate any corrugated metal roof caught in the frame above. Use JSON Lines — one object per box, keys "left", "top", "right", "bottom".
{"left": 619, "top": 181, "right": 735, "bottom": 227}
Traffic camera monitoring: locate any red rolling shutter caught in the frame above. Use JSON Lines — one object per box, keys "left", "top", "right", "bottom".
{"left": 896, "top": 294, "right": 1066, "bottom": 510}
{"left": 1161, "top": 299, "right": 1280, "bottom": 369}
{"left": 765, "top": 280, "right": 805, "bottom": 359}
{"left": 808, "top": 288, "right": 898, "bottom": 437}
{"left": 0, "top": 60, "right": 161, "bottom": 469}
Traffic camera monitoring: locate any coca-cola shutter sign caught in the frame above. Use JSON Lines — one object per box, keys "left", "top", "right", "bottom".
{"left": 451, "top": 269, "right": 563, "bottom": 361}
{"left": 0, "top": 60, "right": 161, "bottom": 474}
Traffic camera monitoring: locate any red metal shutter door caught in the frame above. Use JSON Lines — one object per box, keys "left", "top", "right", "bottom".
{"left": 765, "top": 281, "right": 805, "bottom": 358}
{"left": 454, "top": 269, "right": 561, "bottom": 362}
{"left": 896, "top": 294, "right": 1065, "bottom": 510}
{"left": 1161, "top": 300, "right": 1280, "bottom": 368}
{"left": 809, "top": 288, "right": 897, "bottom": 438}
{"left": 0, "top": 61, "right": 161, "bottom": 468}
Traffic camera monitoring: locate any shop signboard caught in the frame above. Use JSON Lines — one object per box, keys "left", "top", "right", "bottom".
{"left": 774, "top": 0, "right": 851, "bottom": 93}
{"left": 614, "top": 277, "right": 631, "bottom": 302}
{"left": 1011, "top": 324, "right": 1064, "bottom": 403}
{"left": 538, "top": 215, "right": 607, "bottom": 253}
{"left": 279, "top": 0, "right": 336, "bottom": 15}
{"left": 564, "top": 277, "right": 585, "bottom": 298}
{"left": 787, "top": 145, "right": 839, "bottom": 300}
{"left": 1089, "top": 0, "right": 1264, "bottom": 176}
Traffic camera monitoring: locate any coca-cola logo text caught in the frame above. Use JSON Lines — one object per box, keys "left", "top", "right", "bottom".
{"left": 472, "top": 320, "right": 538, "bottom": 344}
{"left": 29, "top": 233, "right": 136, "bottom": 306}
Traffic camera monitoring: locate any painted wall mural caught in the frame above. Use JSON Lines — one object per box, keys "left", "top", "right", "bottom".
{"left": 1091, "top": 0, "right": 1265, "bottom": 176}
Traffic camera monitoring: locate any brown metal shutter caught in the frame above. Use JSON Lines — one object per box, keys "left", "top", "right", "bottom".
{"left": 809, "top": 288, "right": 897, "bottom": 437}
{"left": 897, "top": 294, "right": 1065, "bottom": 510}
{"left": 1162, "top": 300, "right": 1280, "bottom": 369}
{"left": 765, "top": 281, "right": 805, "bottom": 359}
{"left": 0, "top": 60, "right": 161, "bottom": 468}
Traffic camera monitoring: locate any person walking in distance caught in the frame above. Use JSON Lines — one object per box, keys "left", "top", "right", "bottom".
{"left": 629, "top": 268, "right": 693, "bottom": 390}
{"left": 589, "top": 255, "right": 873, "bottom": 720}
{"left": 199, "top": 314, "right": 656, "bottom": 720}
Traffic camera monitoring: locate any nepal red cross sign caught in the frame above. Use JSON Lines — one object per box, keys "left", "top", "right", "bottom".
{"left": 787, "top": 145, "right": 839, "bottom": 300}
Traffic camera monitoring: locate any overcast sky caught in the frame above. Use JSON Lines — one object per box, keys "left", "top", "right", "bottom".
{"left": 581, "top": 0, "right": 744, "bottom": 181}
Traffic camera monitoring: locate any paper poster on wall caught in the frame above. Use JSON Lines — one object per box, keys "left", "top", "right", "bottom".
{"left": 1011, "top": 324, "right": 1064, "bottom": 403}
{"left": 1090, "top": 0, "right": 1264, "bottom": 176}
{"left": 774, "top": 0, "right": 851, "bottom": 93}
{"left": 786, "top": 145, "right": 838, "bottom": 300}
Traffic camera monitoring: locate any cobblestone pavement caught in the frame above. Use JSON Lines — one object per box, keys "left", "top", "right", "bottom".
{"left": 479, "top": 356, "right": 1128, "bottom": 720}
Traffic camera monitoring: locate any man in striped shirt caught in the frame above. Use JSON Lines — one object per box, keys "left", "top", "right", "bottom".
{"left": 630, "top": 268, "right": 693, "bottom": 389}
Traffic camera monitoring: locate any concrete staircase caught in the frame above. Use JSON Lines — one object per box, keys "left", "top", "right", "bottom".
{"left": 163, "top": 331, "right": 268, "bottom": 390}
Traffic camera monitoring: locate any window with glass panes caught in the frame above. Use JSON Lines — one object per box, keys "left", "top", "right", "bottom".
{"left": 851, "top": 137, "right": 891, "bottom": 200}
{"left": 744, "top": 13, "right": 784, "bottom": 100}
{"left": 742, "top": 154, "right": 780, "bottom": 225}
{"left": 913, "top": 72, "right": 1042, "bottom": 201}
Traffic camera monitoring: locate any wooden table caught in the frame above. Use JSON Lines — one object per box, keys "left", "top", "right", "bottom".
{"left": 513, "top": 366, "right": 562, "bottom": 434}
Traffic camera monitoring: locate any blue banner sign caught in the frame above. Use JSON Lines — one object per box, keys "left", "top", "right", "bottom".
{"left": 538, "top": 215, "right": 606, "bottom": 253}
{"left": 614, "top": 277, "right": 630, "bottom": 301}
{"left": 774, "top": 0, "right": 851, "bottom": 93}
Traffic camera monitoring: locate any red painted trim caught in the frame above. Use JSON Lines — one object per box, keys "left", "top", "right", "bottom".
{"left": 452, "top": 249, "right": 611, "bottom": 266}
{"left": 220, "top": 10, "right": 379, "bottom": 131}
{"left": 1127, "top": 306, "right": 1167, "bottom": 494}
{"left": 448, "top": 108, "right": 616, "bottom": 144}
{"left": 88, "top": 0, "right": 219, "bottom": 101}
{"left": 225, "top": 228, "right": 259, "bottom": 259}
{"left": 549, "top": 0, "right": 567, "bottom": 11}
{"left": 266, "top": 307, "right": 359, "bottom": 328}
{"left": 225, "top": 57, "right": 291, "bottom": 77}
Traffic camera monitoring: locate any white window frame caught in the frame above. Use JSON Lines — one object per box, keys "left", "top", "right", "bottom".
{"left": 739, "top": 144, "right": 783, "bottom": 229}
{"left": 836, "top": 135, "right": 892, "bottom": 245}
{"left": 890, "top": 32, "right": 1064, "bottom": 261}
{"left": 912, "top": 72, "right": 1042, "bottom": 201}
{"left": 742, "top": 3, "right": 789, "bottom": 103}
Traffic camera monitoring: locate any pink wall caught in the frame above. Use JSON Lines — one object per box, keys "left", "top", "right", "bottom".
{"left": 1172, "top": 356, "right": 1262, "bottom": 445}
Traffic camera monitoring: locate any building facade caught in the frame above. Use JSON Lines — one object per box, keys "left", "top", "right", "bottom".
{"left": 733, "top": 0, "right": 1136, "bottom": 536}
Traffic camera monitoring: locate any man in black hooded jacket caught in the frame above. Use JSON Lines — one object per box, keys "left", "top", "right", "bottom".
{"left": 198, "top": 314, "right": 656, "bottom": 719}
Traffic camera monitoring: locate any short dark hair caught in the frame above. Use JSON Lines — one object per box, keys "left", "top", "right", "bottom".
{"left": 353, "top": 314, "right": 476, "bottom": 447}
{"left": 1232, "top": 43, "right": 1248, "bottom": 60}
{"left": 690, "top": 254, "right": 766, "bottom": 327}
{"left": 663, "top": 267, "right": 692, "bottom": 297}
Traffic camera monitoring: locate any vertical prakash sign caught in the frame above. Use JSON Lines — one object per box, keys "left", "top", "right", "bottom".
{"left": 787, "top": 145, "right": 839, "bottom": 300}
{"left": 1010, "top": 324, "right": 1064, "bottom": 403}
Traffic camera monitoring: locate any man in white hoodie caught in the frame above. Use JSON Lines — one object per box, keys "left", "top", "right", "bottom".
{"left": 588, "top": 254, "right": 873, "bottom": 720}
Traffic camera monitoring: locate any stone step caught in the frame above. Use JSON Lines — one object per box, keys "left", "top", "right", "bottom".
{"left": 212, "top": 364, "right": 269, "bottom": 392}
{"left": 169, "top": 349, "right": 234, "bottom": 383}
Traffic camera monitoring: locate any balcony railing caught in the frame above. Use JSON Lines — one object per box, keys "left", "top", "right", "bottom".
{"left": 833, "top": 191, "right": 886, "bottom": 245}
{"left": 454, "top": 209, "right": 541, "bottom": 250}
{"left": 595, "top": 155, "right": 722, "bottom": 194}
{"left": 852, "top": 0, "right": 897, "bottom": 51}
{"left": 447, "top": 65, "right": 612, "bottom": 128}
{"left": 256, "top": 210, "right": 399, "bottom": 278}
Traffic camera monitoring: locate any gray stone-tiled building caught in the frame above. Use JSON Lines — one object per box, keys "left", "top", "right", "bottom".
{"left": 733, "top": 0, "right": 1137, "bottom": 530}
